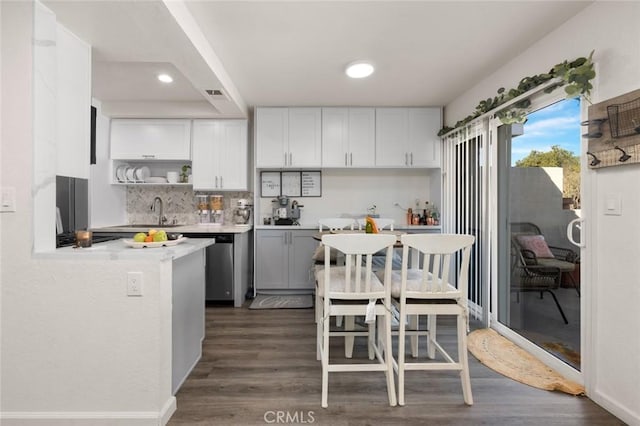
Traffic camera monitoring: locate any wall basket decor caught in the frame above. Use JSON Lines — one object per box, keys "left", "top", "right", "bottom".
{"left": 587, "top": 88, "right": 640, "bottom": 169}
{"left": 607, "top": 97, "right": 640, "bottom": 139}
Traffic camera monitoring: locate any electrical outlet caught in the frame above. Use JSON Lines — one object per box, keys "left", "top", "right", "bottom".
{"left": 127, "top": 272, "right": 143, "bottom": 296}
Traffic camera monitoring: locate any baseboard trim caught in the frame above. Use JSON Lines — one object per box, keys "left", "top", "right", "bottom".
{"left": 1, "top": 397, "right": 177, "bottom": 426}
{"left": 592, "top": 389, "right": 639, "bottom": 425}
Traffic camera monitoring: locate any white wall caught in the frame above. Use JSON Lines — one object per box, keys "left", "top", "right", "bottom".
{"left": 255, "top": 168, "right": 441, "bottom": 227}
{"left": 89, "top": 99, "right": 126, "bottom": 228}
{"left": 446, "top": 3, "right": 640, "bottom": 424}
{"left": 1, "top": 3, "right": 175, "bottom": 424}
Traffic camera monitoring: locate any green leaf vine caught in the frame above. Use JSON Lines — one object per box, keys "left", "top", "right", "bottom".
{"left": 438, "top": 51, "right": 596, "bottom": 136}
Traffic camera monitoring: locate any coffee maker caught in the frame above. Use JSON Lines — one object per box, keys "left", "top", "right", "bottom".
{"left": 271, "top": 195, "right": 303, "bottom": 225}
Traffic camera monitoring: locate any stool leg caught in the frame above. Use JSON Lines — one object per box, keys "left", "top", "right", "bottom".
{"left": 458, "top": 311, "right": 473, "bottom": 405}
{"left": 344, "top": 315, "right": 355, "bottom": 358}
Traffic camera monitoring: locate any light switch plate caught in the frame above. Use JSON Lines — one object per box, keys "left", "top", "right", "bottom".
{"left": 603, "top": 193, "right": 622, "bottom": 216}
{"left": 0, "top": 187, "right": 16, "bottom": 212}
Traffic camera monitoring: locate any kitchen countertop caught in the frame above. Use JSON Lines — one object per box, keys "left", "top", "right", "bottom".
{"left": 254, "top": 224, "right": 441, "bottom": 231}
{"left": 37, "top": 237, "right": 215, "bottom": 261}
{"left": 92, "top": 224, "right": 253, "bottom": 234}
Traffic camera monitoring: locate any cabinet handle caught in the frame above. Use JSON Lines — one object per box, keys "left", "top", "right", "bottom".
{"left": 410, "top": 152, "right": 413, "bottom": 166}
{"left": 345, "top": 152, "right": 348, "bottom": 166}
{"left": 405, "top": 153, "right": 408, "bottom": 166}
{"left": 289, "top": 152, "right": 292, "bottom": 166}
{"left": 284, "top": 152, "right": 287, "bottom": 166}
{"left": 220, "top": 176, "right": 223, "bottom": 189}
{"left": 142, "top": 154, "right": 155, "bottom": 159}
{"left": 215, "top": 176, "right": 218, "bottom": 188}
{"left": 350, "top": 152, "right": 353, "bottom": 166}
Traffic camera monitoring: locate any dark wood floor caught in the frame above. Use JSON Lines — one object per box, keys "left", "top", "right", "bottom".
{"left": 168, "top": 305, "right": 622, "bottom": 426}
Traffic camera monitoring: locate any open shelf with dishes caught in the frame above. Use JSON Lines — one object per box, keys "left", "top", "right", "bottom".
{"left": 111, "top": 160, "right": 192, "bottom": 185}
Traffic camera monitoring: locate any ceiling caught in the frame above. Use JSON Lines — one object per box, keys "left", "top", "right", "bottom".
{"left": 44, "top": 0, "right": 592, "bottom": 119}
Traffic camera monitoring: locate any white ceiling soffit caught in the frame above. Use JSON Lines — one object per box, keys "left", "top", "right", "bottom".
{"left": 44, "top": 0, "right": 247, "bottom": 118}
{"left": 44, "top": 1, "right": 592, "bottom": 116}
{"left": 184, "top": 0, "right": 592, "bottom": 108}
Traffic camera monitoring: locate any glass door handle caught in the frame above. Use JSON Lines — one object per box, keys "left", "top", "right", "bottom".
{"left": 567, "top": 218, "right": 584, "bottom": 248}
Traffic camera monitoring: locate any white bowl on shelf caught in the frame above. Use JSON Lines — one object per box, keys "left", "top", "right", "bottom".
{"left": 145, "top": 176, "right": 168, "bottom": 184}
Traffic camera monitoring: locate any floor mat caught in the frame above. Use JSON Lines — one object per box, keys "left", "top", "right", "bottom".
{"left": 467, "top": 328, "right": 584, "bottom": 395}
{"left": 249, "top": 294, "right": 313, "bottom": 309}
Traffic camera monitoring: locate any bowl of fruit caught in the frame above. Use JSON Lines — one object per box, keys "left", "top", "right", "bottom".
{"left": 124, "top": 229, "right": 186, "bottom": 248}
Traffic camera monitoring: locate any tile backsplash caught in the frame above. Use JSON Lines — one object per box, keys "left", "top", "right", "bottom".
{"left": 126, "top": 186, "right": 253, "bottom": 225}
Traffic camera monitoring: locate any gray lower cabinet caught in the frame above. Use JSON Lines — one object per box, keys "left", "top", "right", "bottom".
{"left": 256, "top": 229, "right": 317, "bottom": 290}
{"left": 172, "top": 248, "right": 205, "bottom": 394}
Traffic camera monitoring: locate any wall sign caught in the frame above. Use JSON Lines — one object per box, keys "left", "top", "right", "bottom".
{"left": 260, "top": 171, "right": 281, "bottom": 197}
{"left": 260, "top": 171, "right": 321, "bottom": 197}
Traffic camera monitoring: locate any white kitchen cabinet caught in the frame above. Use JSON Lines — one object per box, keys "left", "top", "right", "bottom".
{"left": 375, "top": 107, "right": 441, "bottom": 168}
{"left": 192, "top": 119, "right": 248, "bottom": 191}
{"left": 255, "top": 229, "right": 317, "bottom": 290}
{"left": 409, "top": 108, "right": 442, "bottom": 167}
{"left": 322, "top": 108, "right": 375, "bottom": 167}
{"left": 255, "top": 107, "right": 321, "bottom": 168}
{"left": 110, "top": 119, "right": 191, "bottom": 160}
{"left": 56, "top": 24, "right": 91, "bottom": 179}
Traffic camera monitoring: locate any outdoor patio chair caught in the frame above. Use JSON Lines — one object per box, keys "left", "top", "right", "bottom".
{"left": 511, "top": 222, "right": 580, "bottom": 296}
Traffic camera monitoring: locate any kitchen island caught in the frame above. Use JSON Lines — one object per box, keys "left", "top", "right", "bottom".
{"left": 93, "top": 224, "right": 253, "bottom": 307}
{"left": 14, "top": 238, "right": 215, "bottom": 425}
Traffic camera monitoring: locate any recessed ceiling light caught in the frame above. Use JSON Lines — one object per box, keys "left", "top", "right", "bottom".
{"left": 157, "top": 74, "right": 173, "bottom": 83}
{"left": 345, "top": 61, "right": 374, "bottom": 79}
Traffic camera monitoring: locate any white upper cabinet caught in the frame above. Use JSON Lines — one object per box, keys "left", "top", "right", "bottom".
{"left": 322, "top": 108, "right": 375, "bottom": 167}
{"left": 191, "top": 120, "right": 248, "bottom": 191}
{"left": 56, "top": 24, "right": 91, "bottom": 179}
{"left": 255, "top": 108, "right": 288, "bottom": 168}
{"left": 288, "top": 108, "right": 322, "bottom": 167}
{"left": 110, "top": 119, "right": 192, "bottom": 160}
{"left": 375, "top": 107, "right": 441, "bottom": 168}
{"left": 255, "top": 107, "right": 321, "bottom": 168}
{"left": 408, "top": 108, "right": 441, "bottom": 167}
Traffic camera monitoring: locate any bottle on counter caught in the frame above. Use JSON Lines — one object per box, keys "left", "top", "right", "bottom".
{"left": 406, "top": 208, "right": 413, "bottom": 225}
{"left": 431, "top": 206, "right": 440, "bottom": 226}
{"left": 365, "top": 216, "right": 374, "bottom": 233}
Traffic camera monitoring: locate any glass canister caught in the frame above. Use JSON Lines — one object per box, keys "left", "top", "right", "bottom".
{"left": 196, "top": 194, "right": 210, "bottom": 224}
{"left": 210, "top": 195, "right": 223, "bottom": 211}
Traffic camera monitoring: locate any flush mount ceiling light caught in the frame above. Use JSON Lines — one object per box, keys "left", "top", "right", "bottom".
{"left": 157, "top": 73, "right": 173, "bottom": 83}
{"left": 345, "top": 61, "right": 374, "bottom": 79}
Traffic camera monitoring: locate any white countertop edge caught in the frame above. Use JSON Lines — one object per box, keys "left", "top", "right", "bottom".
{"left": 35, "top": 238, "right": 215, "bottom": 261}
{"left": 92, "top": 225, "right": 252, "bottom": 234}
{"left": 254, "top": 224, "right": 442, "bottom": 231}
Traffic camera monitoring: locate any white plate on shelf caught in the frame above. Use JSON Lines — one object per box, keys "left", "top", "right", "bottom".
{"left": 125, "top": 167, "right": 136, "bottom": 182}
{"left": 136, "top": 166, "right": 151, "bottom": 182}
{"left": 145, "top": 176, "right": 168, "bottom": 184}
{"left": 116, "top": 164, "right": 128, "bottom": 182}
{"left": 122, "top": 236, "right": 188, "bottom": 249}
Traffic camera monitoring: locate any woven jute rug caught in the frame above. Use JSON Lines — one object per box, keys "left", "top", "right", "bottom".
{"left": 467, "top": 328, "right": 585, "bottom": 395}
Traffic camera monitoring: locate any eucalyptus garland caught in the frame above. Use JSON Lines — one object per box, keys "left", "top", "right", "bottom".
{"left": 438, "top": 51, "right": 596, "bottom": 136}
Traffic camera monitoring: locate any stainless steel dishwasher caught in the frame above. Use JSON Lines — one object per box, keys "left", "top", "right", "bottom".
{"left": 206, "top": 234, "right": 234, "bottom": 301}
{"left": 185, "top": 233, "right": 234, "bottom": 301}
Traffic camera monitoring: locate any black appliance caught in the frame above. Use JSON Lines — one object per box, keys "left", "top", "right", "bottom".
{"left": 183, "top": 233, "right": 234, "bottom": 301}
{"left": 55, "top": 175, "right": 117, "bottom": 248}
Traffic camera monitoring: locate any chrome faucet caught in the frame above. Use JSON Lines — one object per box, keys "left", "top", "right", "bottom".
{"left": 150, "top": 196, "right": 167, "bottom": 226}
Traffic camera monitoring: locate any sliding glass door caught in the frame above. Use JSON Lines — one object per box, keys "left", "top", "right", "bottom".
{"left": 496, "top": 98, "right": 583, "bottom": 371}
